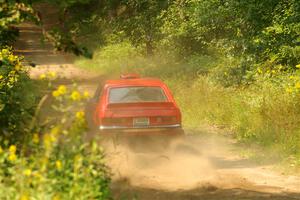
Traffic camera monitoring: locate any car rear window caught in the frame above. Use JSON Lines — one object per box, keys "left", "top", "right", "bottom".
{"left": 109, "top": 86, "right": 168, "bottom": 103}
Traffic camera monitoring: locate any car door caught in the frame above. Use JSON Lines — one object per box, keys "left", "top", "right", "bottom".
{"left": 85, "top": 84, "right": 103, "bottom": 129}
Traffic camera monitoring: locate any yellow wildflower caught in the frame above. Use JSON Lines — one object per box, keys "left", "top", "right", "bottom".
{"left": 33, "top": 171, "right": 43, "bottom": 180}
{"left": 296, "top": 64, "right": 300, "bottom": 69}
{"left": 0, "top": 75, "right": 3, "bottom": 80}
{"left": 8, "top": 153, "right": 17, "bottom": 162}
{"left": 257, "top": 68, "right": 262, "bottom": 74}
{"left": 32, "top": 133, "right": 39, "bottom": 144}
{"left": 44, "top": 132, "right": 57, "bottom": 145}
{"left": 74, "top": 154, "right": 83, "bottom": 172}
{"left": 19, "top": 194, "right": 29, "bottom": 200}
{"left": 39, "top": 74, "right": 46, "bottom": 80}
{"left": 40, "top": 157, "right": 49, "bottom": 172}
{"left": 289, "top": 75, "right": 295, "bottom": 79}
{"left": 52, "top": 90, "right": 60, "bottom": 97}
{"left": 52, "top": 85, "right": 67, "bottom": 97}
{"left": 15, "top": 64, "right": 21, "bottom": 71}
{"left": 57, "top": 85, "right": 67, "bottom": 95}
{"left": 50, "top": 134, "right": 57, "bottom": 143}
{"left": 2, "top": 49, "right": 8, "bottom": 54}
{"left": 286, "top": 87, "right": 293, "bottom": 93}
{"left": 50, "top": 127, "right": 60, "bottom": 136}
{"left": 295, "top": 82, "right": 300, "bottom": 89}
{"left": 83, "top": 91, "right": 90, "bottom": 99}
{"left": 23, "top": 169, "right": 32, "bottom": 176}
{"left": 74, "top": 154, "right": 82, "bottom": 163}
{"left": 43, "top": 133, "right": 51, "bottom": 148}
{"left": 48, "top": 71, "right": 56, "bottom": 78}
{"left": 75, "top": 111, "right": 85, "bottom": 120}
{"left": 70, "top": 91, "right": 81, "bottom": 101}
{"left": 52, "top": 194, "right": 61, "bottom": 200}
{"left": 9, "top": 145, "right": 17, "bottom": 154}
{"left": 56, "top": 160, "right": 62, "bottom": 171}
{"left": 8, "top": 55, "right": 15, "bottom": 63}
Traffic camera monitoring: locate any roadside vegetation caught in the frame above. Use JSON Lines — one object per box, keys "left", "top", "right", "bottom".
{"left": 0, "top": 48, "right": 110, "bottom": 199}
{"left": 0, "top": 0, "right": 300, "bottom": 198}
{"left": 73, "top": 0, "right": 300, "bottom": 166}
{"left": 1, "top": 1, "right": 111, "bottom": 198}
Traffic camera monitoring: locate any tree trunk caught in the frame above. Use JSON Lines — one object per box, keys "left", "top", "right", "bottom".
{"left": 146, "top": 40, "right": 153, "bottom": 56}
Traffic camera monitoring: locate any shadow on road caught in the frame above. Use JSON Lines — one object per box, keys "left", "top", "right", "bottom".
{"left": 112, "top": 178, "right": 300, "bottom": 200}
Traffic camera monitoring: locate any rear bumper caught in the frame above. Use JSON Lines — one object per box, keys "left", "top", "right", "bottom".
{"left": 98, "top": 124, "right": 184, "bottom": 136}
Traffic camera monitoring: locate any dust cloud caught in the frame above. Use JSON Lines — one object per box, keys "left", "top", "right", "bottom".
{"left": 97, "top": 131, "right": 300, "bottom": 199}
{"left": 105, "top": 139, "right": 214, "bottom": 190}
{"left": 101, "top": 133, "right": 245, "bottom": 191}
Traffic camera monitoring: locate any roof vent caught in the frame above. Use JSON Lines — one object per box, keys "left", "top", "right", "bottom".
{"left": 120, "top": 73, "right": 140, "bottom": 79}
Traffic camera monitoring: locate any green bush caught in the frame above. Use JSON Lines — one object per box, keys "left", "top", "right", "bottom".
{"left": 75, "top": 41, "right": 141, "bottom": 73}
{"left": 0, "top": 48, "right": 38, "bottom": 142}
{"left": 0, "top": 84, "right": 110, "bottom": 200}
{"left": 0, "top": 1, "right": 36, "bottom": 47}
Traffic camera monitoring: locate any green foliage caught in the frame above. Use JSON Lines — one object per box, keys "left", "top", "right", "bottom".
{"left": 0, "top": 84, "right": 110, "bottom": 199}
{"left": 253, "top": 0, "right": 300, "bottom": 69}
{"left": 2, "top": 0, "right": 299, "bottom": 73}
{"left": 0, "top": 0, "right": 36, "bottom": 47}
{"left": 49, "top": 0, "right": 92, "bottom": 8}
{"left": 75, "top": 41, "right": 142, "bottom": 73}
{"left": 50, "top": 28, "right": 93, "bottom": 58}
{"left": 46, "top": 0, "right": 299, "bottom": 67}
{"left": 0, "top": 0, "right": 95, "bottom": 56}
{"left": 0, "top": 48, "right": 38, "bottom": 141}
{"left": 108, "top": 0, "right": 168, "bottom": 55}
{"left": 44, "top": 0, "right": 100, "bottom": 57}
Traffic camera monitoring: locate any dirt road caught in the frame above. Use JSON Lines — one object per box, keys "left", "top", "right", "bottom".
{"left": 14, "top": 13, "right": 300, "bottom": 200}
{"left": 108, "top": 132, "right": 300, "bottom": 200}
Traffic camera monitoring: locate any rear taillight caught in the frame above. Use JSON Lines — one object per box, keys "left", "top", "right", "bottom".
{"left": 154, "top": 116, "right": 178, "bottom": 125}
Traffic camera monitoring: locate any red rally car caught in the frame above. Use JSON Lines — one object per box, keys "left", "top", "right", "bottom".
{"left": 86, "top": 74, "right": 184, "bottom": 137}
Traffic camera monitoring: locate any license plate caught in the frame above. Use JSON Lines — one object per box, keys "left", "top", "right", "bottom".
{"left": 133, "top": 118, "right": 149, "bottom": 127}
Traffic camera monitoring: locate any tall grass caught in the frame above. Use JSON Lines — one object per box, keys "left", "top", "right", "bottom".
{"left": 75, "top": 42, "right": 300, "bottom": 165}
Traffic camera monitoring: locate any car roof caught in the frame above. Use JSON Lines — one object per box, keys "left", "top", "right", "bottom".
{"left": 104, "top": 78, "right": 166, "bottom": 87}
